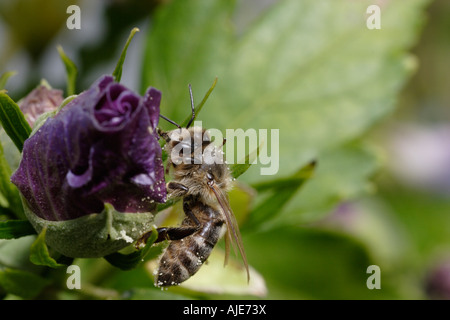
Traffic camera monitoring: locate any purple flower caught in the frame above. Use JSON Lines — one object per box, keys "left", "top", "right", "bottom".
{"left": 11, "top": 75, "right": 166, "bottom": 221}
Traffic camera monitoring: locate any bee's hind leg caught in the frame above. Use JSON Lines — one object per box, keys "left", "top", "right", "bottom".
{"left": 135, "top": 226, "right": 198, "bottom": 249}
{"left": 136, "top": 183, "right": 198, "bottom": 249}
{"left": 155, "top": 226, "right": 198, "bottom": 242}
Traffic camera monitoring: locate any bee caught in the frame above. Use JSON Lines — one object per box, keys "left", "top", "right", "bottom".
{"left": 138, "top": 85, "right": 249, "bottom": 287}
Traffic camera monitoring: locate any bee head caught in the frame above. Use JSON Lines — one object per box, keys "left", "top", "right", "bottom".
{"left": 200, "top": 161, "right": 231, "bottom": 192}
{"left": 162, "top": 126, "right": 210, "bottom": 157}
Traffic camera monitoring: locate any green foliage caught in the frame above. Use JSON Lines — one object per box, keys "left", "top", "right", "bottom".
{"left": 0, "top": 220, "right": 35, "bottom": 240}
{"left": 229, "top": 139, "right": 262, "bottom": 180}
{"left": 142, "top": 0, "right": 428, "bottom": 220}
{"left": 0, "top": 267, "right": 50, "bottom": 299}
{"left": 380, "top": 183, "right": 450, "bottom": 264}
{"left": 0, "top": 71, "right": 17, "bottom": 90}
{"left": 180, "top": 77, "right": 218, "bottom": 128}
{"left": 139, "top": 0, "right": 429, "bottom": 299}
{"left": 0, "top": 0, "right": 435, "bottom": 300}
{"left": 112, "top": 27, "right": 140, "bottom": 83}
{"left": 242, "top": 160, "right": 316, "bottom": 231}
{"left": 0, "top": 92, "right": 31, "bottom": 152}
{"left": 57, "top": 46, "right": 78, "bottom": 96}
{"left": 29, "top": 227, "right": 65, "bottom": 268}
{"left": 243, "top": 225, "right": 402, "bottom": 299}
{"left": 103, "top": 226, "right": 158, "bottom": 271}
{"left": 279, "top": 144, "right": 381, "bottom": 225}
{"left": 0, "top": 142, "right": 24, "bottom": 219}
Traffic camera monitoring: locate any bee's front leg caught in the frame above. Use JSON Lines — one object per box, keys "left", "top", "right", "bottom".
{"left": 183, "top": 195, "right": 201, "bottom": 226}
{"left": 166, "top": 184, "right": 200, "bottom": 227}
{"left": 167, "top": 181, "right": 189, "bottom": 198}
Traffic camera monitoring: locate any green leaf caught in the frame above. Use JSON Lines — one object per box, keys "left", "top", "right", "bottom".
{"left": 180, "top": 77, "right": 218, "bottom": 128}
{"left": 278, "top": 144, "right": 380, "bottom": 225}
{"left": 229, "top": 141, "right": 262, "bottom": 180}
{"left": 0, "top": 92, "right": 32, "bottom": 152}
{"left": 57, "top": 46, "right": 78, "bottom": 96}
{"left": 104, "top": 225, "right": 158, "bottom": 271}
{"left": 0, "top": 236, "right": 40, "bottom": 271}
{"left": 242, "top": 160, "right": 316, "bottom": 231}
{"left": 0, "top": 220, "right": 35, "bottom": 240}
{"left": 0, "top": 71, "right": 17, "bottom": 90}
{"left": 113, "top": 27, "right": 140, "bottom": 83}
{"left": 0, "top": 141, "right": 24, "bottom": 219}
{"left": 156, "top": 198, "right": 178, "bottom": 212}
{"left": 0, "top": 267, "right": 50, "bottom": 299}
{"left": 142, "top": 0, "right": 429, "bottom": 222}
{"left": 228, "top": 182, "right": 256, "bottom": 226}
{"left": 29, "top": 227, "right": 65, "bottom": 268}
{"left": 141, "top": 0, "right": 233, "bottom": 128}
{"left": 243, "top": 225, "right": 404, "bottom": 299}
{"left": 379, "top": 182, "right": 450, "bottom": 263}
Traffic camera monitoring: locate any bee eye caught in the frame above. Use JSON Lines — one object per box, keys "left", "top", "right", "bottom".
{"left": 206, "top": 172, "right": 214, "bottom": 181}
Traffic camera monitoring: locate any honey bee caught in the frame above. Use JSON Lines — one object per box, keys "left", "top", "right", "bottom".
{"left": 139, "top": 85, "right": 249, "bottom": 287}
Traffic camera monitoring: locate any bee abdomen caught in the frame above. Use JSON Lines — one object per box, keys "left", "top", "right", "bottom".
{"left": 156, "top": 219, "right": 224, "bottom": 287}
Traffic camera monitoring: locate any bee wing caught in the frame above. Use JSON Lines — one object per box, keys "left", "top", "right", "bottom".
{"left": 209, "top": 183, "right": 250, "bottom": 282}
{"left": 224, "top": 226, "right": 231, "bottom": 267}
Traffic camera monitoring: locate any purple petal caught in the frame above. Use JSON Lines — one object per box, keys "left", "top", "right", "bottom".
{"left": 11, "top": 75, "right": 166, "bottom": 221}
{"left": 144, "top": 87, "right": 162, "bottom": 129}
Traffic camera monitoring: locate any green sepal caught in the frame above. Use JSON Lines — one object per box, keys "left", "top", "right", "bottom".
{"left": 29, "top": 226, "right": 65, "bottom": 268}
{"left": 22, "top": 199, "right": 155, "bottom": 258}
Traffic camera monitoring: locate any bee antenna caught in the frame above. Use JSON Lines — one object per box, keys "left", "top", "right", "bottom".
{"left": 186, "top": 84, "right": 195, "bottom": 129}
{"left": 159, "top": 114, "right": 181, "bottom": 129}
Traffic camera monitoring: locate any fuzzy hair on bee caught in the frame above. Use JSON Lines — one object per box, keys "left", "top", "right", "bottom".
{"left": 139, "top": 84, "right": 250, "bottom": 287}
{"left": 160, "top": 127, "right": 232, "bottom": 202}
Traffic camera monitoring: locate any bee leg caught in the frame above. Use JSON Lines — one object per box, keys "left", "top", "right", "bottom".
{"left": 167, "top": 181, "right": 189, "bottom": 197}
{"left": 183, "top": 195, "right": 201, "bottom": 226}
{"left": 155, "top": 226, "right": 199, "bottom": 242}
{"left": 135, "top": 226, "right": 199, "bottom": 249}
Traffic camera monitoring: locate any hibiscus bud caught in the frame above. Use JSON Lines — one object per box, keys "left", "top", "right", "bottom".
{"left": 18, "top": 83, "right": 64, "bottom": 127}
{"left": 11, "top": 75, "right": 167, "bottom": 257}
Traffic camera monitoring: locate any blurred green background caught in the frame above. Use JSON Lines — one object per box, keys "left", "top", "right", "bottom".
{"left": 1, "top": 0, "right": 450, "bottom": 300}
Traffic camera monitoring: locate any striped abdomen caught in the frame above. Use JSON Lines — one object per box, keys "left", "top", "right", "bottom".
{"left": 156, "top": 201, "right": 225, "bottom": 287}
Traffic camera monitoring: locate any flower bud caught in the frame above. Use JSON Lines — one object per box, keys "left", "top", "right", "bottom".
{"left": 18, "top": 83, "right": 63, "bottom": 127}
{"left": 11, "top": 75, "right": 166, "bottom": 257}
